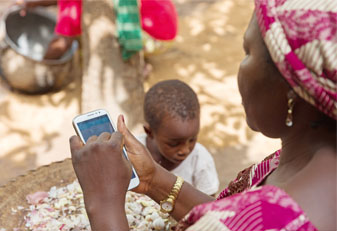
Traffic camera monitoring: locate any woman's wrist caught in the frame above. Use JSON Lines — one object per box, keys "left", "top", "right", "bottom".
{"left": 85, "top": 196, "right": 129, "bottom": 231}
{"left": 145, "top": 163, "right": 214, "bottom": 221}
{"left": 146, "top": 164, "right": 177, "bottom": 202}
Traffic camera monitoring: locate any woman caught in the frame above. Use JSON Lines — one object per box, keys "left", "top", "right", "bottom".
{"left": 69, "top": 0, "right": 336, "bottom": 230}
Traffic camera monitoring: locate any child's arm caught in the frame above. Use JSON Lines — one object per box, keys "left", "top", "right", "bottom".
{"left": 15, "top": 0, "right": 57, "bottom": 17}
{"left": 16, "top": 0, "right": 57, "bottom": 8}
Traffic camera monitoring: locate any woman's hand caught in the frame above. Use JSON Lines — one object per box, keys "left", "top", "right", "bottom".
{"left": 70, "top": 132, "right": 131, "bottom": 230}
{"left": 69, "top": 116, "right": 159, "bottom": 230}
{"left": 117, "top": 115, "right": 157, "bottom": 194}
{"left": 70, "top": 131, "right": 132, "bottom": 202}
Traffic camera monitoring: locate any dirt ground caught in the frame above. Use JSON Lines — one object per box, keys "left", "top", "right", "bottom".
{"left": 0, "top": 0, "right": 280, "bottom": 193}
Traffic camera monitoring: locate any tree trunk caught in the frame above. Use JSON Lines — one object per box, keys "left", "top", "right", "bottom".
{"left": 81, "top": 0, "right": 145, "bottom": 131}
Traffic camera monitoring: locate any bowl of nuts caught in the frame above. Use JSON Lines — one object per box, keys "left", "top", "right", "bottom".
{"left": 0, "top": 159, "right": 176, "bottom": 230}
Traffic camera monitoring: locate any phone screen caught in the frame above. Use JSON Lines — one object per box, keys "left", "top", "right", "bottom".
{"left": 76, "top": 114, "right": 136, "bottom": 179}
{"left": 77, "top": 115, "right": 113, "bottom": 143}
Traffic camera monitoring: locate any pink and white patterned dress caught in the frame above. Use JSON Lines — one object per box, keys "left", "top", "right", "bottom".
{"left": 175, "top": 150, "right": 317, "bottom": 230}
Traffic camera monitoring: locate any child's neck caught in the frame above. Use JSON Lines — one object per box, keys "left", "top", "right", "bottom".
{"left": 145, "top": 136, "right": 180, "bottom": 171}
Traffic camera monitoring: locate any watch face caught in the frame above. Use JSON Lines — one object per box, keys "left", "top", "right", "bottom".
{"left": 161, "top": 201, "right": 173, "bottom": 212}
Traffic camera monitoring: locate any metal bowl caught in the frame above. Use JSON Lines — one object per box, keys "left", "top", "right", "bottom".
{"left": 0, "top": 6, "right": 79, "bottom": 94}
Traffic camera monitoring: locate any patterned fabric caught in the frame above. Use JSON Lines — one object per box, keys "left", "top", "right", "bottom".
{"left": 255, "top": 0, "right": 337, "bottom": 119}
{"left": 181, "top": 186, "right": 316, "bottom": 231}
{"left": 175, "top": 150, "right": 318, "bottom": 230}
{"left": 55, "top": 0, "right": 82, "bottom": 37}
{"left": 218, "top": 150, "right": 280, "bottom": 199}
{"left": 113, "top": 0, "right": 143, "bottom": 60}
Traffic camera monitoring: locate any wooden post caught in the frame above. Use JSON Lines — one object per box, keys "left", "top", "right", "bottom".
{"left": 81, "top": 0, "right": 145, "bottom": 131}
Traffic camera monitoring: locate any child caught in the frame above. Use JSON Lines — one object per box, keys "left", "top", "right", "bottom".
{"left": 137, "top": 79, "right": 219, "bottom": 196}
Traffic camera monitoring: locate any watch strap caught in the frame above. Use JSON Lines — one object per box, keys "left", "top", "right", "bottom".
{"left": 160, "top": 176, "right": 184, "bottom": 213}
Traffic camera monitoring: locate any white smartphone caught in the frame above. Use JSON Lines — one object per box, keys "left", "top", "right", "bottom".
{"left": 72, "top": 109, "right": 140, "bottom": 190}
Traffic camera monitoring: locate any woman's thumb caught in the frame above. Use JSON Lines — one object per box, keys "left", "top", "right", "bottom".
{"left": 117, "top": 115, "right": 141, "bottom": 151}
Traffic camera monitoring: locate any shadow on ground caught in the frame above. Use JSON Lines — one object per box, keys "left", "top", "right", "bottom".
{"left": 0, "top": 0, "right": 281, "bottom": 193}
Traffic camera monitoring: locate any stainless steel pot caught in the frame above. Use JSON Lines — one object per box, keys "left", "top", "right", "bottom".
{"left": 0, "top": 6, "right": 79, "bottom": 94}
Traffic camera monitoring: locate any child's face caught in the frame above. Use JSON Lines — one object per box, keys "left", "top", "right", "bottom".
{"left": 151, "top": 116, "right": 200, "bottom": 165}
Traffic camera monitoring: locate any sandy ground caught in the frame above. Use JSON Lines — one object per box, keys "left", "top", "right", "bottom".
{"left": 0, "top": 0, "right": 280, "bottom": 193}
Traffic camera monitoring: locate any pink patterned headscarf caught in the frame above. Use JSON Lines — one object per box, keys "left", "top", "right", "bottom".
{"left": 255, "top": 0, "right": 337, "bottom": 120}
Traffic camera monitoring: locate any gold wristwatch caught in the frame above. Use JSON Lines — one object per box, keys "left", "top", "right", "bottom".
{"left": 160, "top": 176, "right": 184, "bottom": 213}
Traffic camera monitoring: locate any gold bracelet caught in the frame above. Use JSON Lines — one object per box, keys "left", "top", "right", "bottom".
{"left": 159, "top": 176, "right": 184, "bottom": 213}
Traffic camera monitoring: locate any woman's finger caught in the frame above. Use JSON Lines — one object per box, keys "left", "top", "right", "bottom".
{"left": 87, "top": 135, "right": 98, "bottom": 144}
{"left": 108, "top": 131, "right": 125, "bottom": 152}
{"left": 117, "top": 115, "right": 143, "bottom": 152}
{"left": 97, "top": 132, "right": 111, "bottom": 142}
{"left": 69, "top": 135, "right": 83, "bottom": 159}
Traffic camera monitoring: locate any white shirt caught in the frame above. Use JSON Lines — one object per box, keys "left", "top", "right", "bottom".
{"left": 136, "top": 134, "right": 220, "bottom": 195}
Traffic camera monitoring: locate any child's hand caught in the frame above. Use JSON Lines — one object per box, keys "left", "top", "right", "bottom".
{"left": 117, "top": 115, "right": 157, "bottom": 195}
{"left": 13, "top": 0, "right": 27, "bottom": 16}
{"left": 43, "top": 35, "right": 74, "bottom": 60}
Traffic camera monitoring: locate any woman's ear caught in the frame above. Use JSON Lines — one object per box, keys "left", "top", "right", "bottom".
{"left": 143, "top": 123, "right": 153, "bottom": 138}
